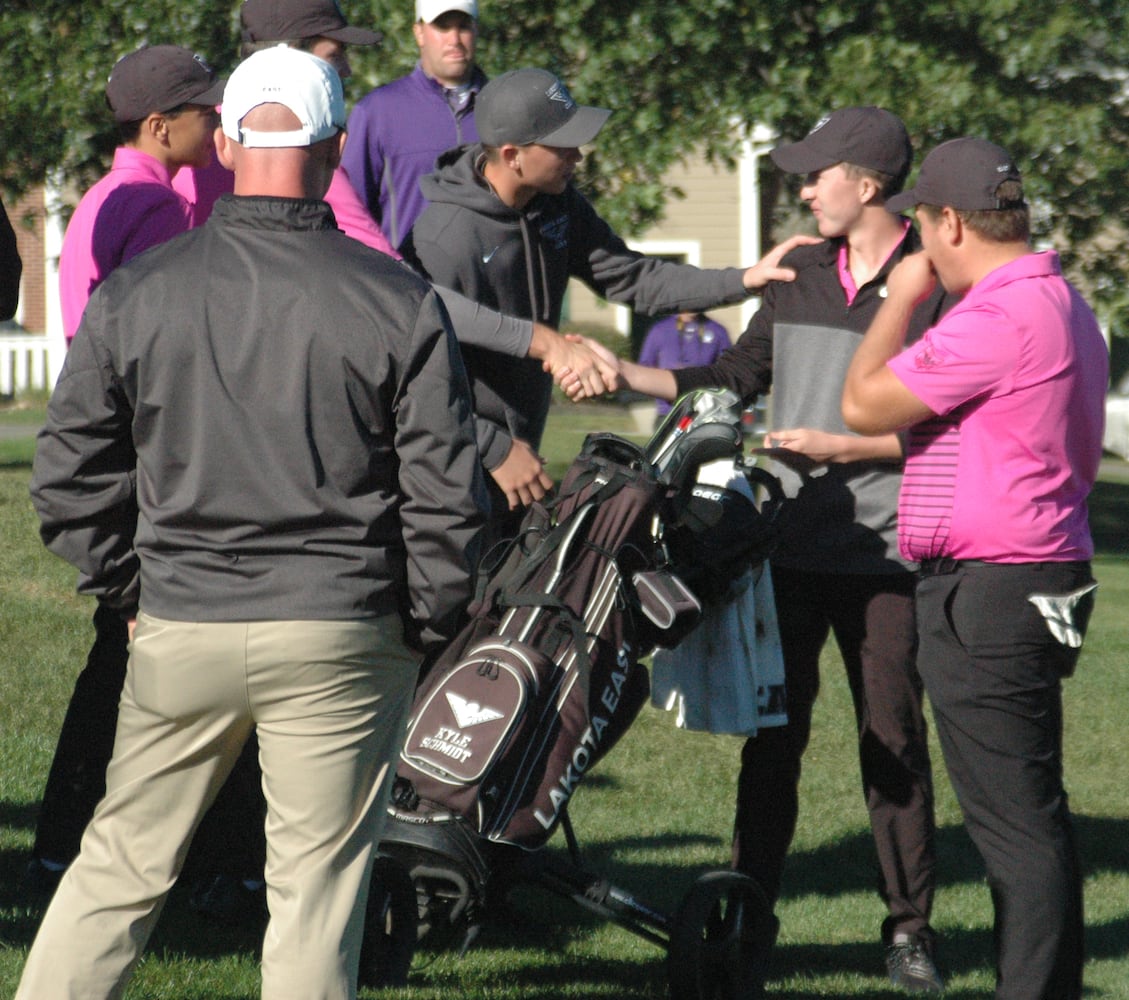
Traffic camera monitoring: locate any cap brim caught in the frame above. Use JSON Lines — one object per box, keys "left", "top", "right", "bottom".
{"left": 192, "top": 78, "right": 228, "bottom": 110}
{"left": 537, "top": 106, "right": 611, "bottom": 148}
{"left": 769, "top": 139, "right": 838, "bottom": 175}
{"left": 320, "top": 26, "right": 383, "bottom": 45}
{"left": 884, "top": 189, "right": 916, "bottom": 213}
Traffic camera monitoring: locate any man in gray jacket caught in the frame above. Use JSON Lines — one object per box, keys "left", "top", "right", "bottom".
{"left": 19, "top": 46, "right": 487, "bottom": 1000}
{"left": 403, "top": 66, "right": 812, "bottom": 533}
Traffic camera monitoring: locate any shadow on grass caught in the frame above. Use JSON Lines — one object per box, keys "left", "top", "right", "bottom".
{"left": 766, "top": 812, "right": 1129, "bottom": 992}
{"left": 3, "top": 814, "right": 1125, "bottom": 996}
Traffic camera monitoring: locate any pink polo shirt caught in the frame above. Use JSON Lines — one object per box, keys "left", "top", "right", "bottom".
{"left": 170, "top": 147, "right": 233, "bottom": 227}
{"left": 888, "top": 250, "right": 1108, "bottom": 563}
{"left": 326, "top": 168, "right": 399, "bottom": 259}
{"left": 59, "top": 146, "right": 193, "bottom": 342}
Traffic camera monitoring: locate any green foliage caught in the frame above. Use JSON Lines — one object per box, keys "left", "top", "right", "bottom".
{"left": 0, "top": 1, "right": 240, "bottom": 202}
{"left": 2, "top": 1, "right": 1128, "bottom": 319}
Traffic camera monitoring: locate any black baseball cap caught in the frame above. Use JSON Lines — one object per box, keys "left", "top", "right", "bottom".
{"left": 105, "top": 45, "right": 226, "bottom": 124}
{"left": 476, "top": 68, "right": 610, "bottom": 148}
{"left": 886, "top": 138, "right": 1024, "bottom": 213}
{"left": 240, "top": 0, "right": 382, "bottom": 46}
{"left": 770, "top": 106, "right": 911, "bottom": 181}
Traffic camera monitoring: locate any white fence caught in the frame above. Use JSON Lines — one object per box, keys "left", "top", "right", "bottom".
{"left": 0, "top": 334, "right": 62, "bottom": 396}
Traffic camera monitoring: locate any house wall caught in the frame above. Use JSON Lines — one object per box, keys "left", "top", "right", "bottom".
{"left": 1, "top": 185, "right": 67, "bottom": 395}
{"left": 564, "top": 134, "right": 769, "bottom": 352}
{"left": 9, "top": 188, "right": 48, "bottom": 335}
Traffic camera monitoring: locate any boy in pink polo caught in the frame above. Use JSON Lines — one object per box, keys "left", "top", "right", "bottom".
{"left": 26, "top": 44, "right": 224, "bottom": 899}
{"left": 58, "top": 45, "right": 224, "bottom": 342}
{"left": 842, "top": 138, "right": 1108, "bottom": 1000}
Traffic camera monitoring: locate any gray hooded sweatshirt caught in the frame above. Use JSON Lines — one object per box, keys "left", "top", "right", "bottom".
{"left": 403, "top": 143, "right": 750, "bottom": 470}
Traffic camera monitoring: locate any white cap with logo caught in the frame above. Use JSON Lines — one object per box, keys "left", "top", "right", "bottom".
{"left": 416, "top": 0, "right": 477, "bottom": 22}
{"left": 221, "top": 45, "right": 345, "bottom": 149}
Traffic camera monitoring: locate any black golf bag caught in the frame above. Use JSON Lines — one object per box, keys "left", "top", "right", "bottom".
{"left": 364, "top": 389, "right": 785, "bottom": 989}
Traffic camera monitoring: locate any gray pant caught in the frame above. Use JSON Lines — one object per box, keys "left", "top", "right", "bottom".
{"left": 732, "top": 567, "right": 936, "bottom": 946}
{"left": 16, "top": 614, "right": 418, "bottom": 1000}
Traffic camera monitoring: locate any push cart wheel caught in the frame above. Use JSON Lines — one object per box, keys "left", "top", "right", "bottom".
{"left": 358, "top": 854, "right": 418, "bottom": 988}
{"left": 667, "top": 870, "right": 774, "bottom": 1000}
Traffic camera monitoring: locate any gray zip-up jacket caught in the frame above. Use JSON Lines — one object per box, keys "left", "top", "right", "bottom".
{"left": 403, "top": 144, "right": 751, "bottom": 470}
{"left": 31, "top": 196, "right": 488, "bottom": 649}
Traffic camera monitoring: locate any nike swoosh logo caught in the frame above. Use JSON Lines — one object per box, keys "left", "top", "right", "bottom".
{"left": 482, "top": 246, "right": 501, "bottom": 264}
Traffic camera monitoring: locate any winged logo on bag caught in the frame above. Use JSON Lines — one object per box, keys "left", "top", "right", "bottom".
{"left": 446, "top": 692, "right": 505, "bottom": 728}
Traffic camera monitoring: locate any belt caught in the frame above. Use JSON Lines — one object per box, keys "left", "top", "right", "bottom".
{"left": 917, "top": 558, "right": 1084, "bottom": 577}
{"left": 917, "top": 557, "right": 990, "bottom": 577}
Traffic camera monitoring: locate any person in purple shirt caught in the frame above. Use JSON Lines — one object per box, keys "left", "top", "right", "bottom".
{"left": 638, "top": 310, "right": 731, "bottom": 424}
{"left": 342, "top": 0, "right": 484, "bottom": 248}
{"left": 57, "top": 46, "right": 224, "bottom": 343}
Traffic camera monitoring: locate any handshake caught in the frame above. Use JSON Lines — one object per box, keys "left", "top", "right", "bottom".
{"left": 532, "top": 324, "right": 623, "bottom": 401}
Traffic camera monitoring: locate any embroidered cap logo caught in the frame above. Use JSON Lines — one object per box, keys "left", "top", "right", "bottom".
{"left": 809, "top": 113, "right": 832, "bottom": 135}
{"left": 545, "top": 80, "right": 576, "bottom": 111}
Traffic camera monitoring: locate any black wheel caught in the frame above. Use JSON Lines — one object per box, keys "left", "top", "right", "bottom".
{"left": 667, "top": 871, "right": 774, "bottom": 1000}
{"left": 358, "top": 854, "right": 417, "bottom": 988}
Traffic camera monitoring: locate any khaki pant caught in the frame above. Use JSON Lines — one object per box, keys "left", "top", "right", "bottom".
{"left": 17, "top": 614, "right": 419, "bottom": 1000}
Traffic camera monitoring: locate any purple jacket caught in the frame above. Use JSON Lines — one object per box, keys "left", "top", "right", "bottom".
{"left": 639, "top": 314, "right": 731, "bottom": 415}
{"left": 342, "top": 64, "right": 485, "bottom": 248}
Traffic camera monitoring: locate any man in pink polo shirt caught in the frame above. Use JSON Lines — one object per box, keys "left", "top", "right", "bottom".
{"left": 58, "top": 45, "right": 224, "bottom": 343}
{"left": 842, "top": 138, "right": 1108, "bottom": 1000}
{"left": 25, "top": 43, "right": 227, "bottom": 908}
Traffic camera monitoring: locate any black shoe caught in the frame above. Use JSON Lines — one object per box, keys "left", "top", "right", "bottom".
{"left": 886, "top": 934, "right": 944, "bottom": 993}
{"left": 19, "top": 858, "right": 66, "bottom": 900}
{"left": 189, "top": 873, "right": 267, "bottom": 925}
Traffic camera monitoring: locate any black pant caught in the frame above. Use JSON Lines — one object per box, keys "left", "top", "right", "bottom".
{"left": 34, "top": 603, "right": 265, "bottom": 879}
{"left": 732, "top": 567, "right": 936, "bottom": 945}
{"left": 916, "top": 561, "right": 1090, "bottom": 1000}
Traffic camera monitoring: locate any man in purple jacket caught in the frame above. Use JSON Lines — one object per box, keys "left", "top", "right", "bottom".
{"left": 343, "top": 0, "right": 484, "bottom": 248}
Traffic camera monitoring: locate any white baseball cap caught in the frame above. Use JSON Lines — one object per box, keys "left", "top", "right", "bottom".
{"left": 221, "top": 46, "right": 345, "bottom": 148}
{"left": 416, "top": 0, "right": 477, "bottom": 22}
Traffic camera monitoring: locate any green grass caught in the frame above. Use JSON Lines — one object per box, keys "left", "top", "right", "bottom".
{"left": 2, "top": 399, "right": 1128, "bottom": 998}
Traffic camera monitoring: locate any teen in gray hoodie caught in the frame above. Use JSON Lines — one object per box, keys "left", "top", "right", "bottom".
{"left": 403, "top": 67, "right": 810, "bottom": 525}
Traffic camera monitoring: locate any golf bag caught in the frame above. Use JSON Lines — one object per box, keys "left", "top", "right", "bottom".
{"left": 393, "top": 432, "right": 697, "bottom": 851}
{"left": 372, "top": 389, "right": 785, "bottom": 962}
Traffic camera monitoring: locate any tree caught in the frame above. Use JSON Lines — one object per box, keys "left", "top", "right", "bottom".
{"left": 0, "top": 1, "right": 236, "bottom": 199}
{"left": 3, "top": 0, "right": 1127, "bottom": 325}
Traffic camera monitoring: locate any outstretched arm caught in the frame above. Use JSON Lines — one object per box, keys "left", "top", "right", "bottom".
{"left": 426, "top": 287, "right": 617, "bottom": 399}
